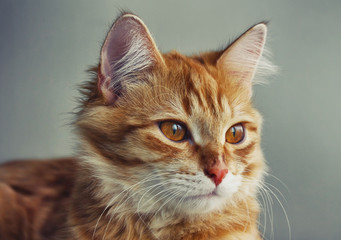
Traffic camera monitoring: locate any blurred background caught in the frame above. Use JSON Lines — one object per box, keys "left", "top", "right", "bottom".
{"left": 1, "top": 1, "right": 340, "bottom": 239}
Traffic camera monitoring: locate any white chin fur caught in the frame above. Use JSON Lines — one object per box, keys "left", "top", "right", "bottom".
{"left": 183, "top": 172, "right": 242, "bottom": 214}
{"left": 158, "top": 172, "right": 243, "bottom": 215}
{"left": 217, "top": 172, "right": 243, "bottom": 199}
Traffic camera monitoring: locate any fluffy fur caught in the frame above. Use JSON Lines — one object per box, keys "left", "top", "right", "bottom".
{"left": 0, "top": 13, "right": 276, "bottom": 240}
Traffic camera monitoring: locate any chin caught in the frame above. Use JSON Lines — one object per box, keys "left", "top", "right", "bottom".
{"left": 176, "top": 175, "right": 242, "bottom": 215}
{"left": 184, "top": 195, "right": 228, "bottom": 215}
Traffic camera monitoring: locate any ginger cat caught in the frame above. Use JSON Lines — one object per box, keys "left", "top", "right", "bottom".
{"left": 0, "top": 13, "right": 276, "bottom": 240}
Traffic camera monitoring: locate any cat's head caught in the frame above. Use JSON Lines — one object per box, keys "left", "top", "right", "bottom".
{"left": 76, "top": 13, "right": 275, "bottom": 216}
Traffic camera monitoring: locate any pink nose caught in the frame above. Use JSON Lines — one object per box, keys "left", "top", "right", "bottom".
{"left": 204, "top": 167, "right": 228, "bottom": 186}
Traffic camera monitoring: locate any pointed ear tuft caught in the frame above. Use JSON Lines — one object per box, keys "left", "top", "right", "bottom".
{"left": 217, "top": 23, "right": 276, "bottom": 98}
{"left": 99, "top": 14, "right": 164, "bottom": 105}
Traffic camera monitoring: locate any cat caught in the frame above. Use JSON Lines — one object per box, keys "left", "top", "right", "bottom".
{"left": 0, "top": 13, "right": 276, "bottom": 240}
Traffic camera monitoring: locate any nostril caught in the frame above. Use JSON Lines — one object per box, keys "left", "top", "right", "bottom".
{"left": 204, "top": 168, "right": 228, "bottom": 186}
{"left": 204, "top": 169, "right": 215, "bottom": 179}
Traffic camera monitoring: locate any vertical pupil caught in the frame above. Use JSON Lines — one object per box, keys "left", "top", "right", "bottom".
{"left": 232, "top": 127, "right": 236, "bottom": 137}
{"left": 172, "top": 124, "right": 177, "bottom": 135}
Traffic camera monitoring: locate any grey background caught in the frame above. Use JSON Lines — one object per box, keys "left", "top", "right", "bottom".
{"left": 0, "top": 1, "right": 340, "bottom": 239}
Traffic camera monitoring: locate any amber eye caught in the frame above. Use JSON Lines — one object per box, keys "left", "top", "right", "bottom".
{"left": 226, "top": 123, "right": 245, "bottom": 144}
{"left": 159, "top": 121, "right": 187, "bottom": 142}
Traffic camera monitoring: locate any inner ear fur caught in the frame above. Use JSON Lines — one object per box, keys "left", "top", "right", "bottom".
{"left": 217, "top": 23, "right": 268, "bottom": 98}
{"left": 99, "top": 13, "right": 164, "bottom": 105}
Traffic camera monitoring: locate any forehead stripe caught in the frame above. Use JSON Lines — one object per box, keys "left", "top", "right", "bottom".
{"left": 184, "top": 75, "right": 204, "bottom": 108}
{"left": 182, "top": 96, "right": 192, "bottom": 115}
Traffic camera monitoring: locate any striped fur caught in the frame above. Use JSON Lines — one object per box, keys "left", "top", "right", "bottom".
{"left": 0, "top": 13, "right": 276, "bottom": 240}
{"left": 73, "top": 13, "right": 275, "bottom": 240}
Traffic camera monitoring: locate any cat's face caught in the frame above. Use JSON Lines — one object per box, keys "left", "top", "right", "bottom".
{"left": 77, "top": 14, "right": 273, "bottom": 216}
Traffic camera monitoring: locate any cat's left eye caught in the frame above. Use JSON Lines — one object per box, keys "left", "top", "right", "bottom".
{"left": 226, "top": 123, "right": 245, "bottom": 144}
{"left": 159, "top": 121, "right": 187, "bottom": 142}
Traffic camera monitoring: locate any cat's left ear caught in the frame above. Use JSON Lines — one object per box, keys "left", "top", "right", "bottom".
{"left": 99, "top": 14, "right": 164, "bottom": 105}
{"left": 217, "top": 23, "right": 268, "bottom": 98}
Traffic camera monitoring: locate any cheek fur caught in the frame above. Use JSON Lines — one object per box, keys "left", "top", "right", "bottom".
{"left": 77, "top": 45, "right": 266, "bottom": 220}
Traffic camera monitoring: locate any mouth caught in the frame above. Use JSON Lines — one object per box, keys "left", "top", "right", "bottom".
{"left": 184, "top": 190, "right": 218, "bottom": 200}
{"left": 171, "top": 188, "right": 227, "bottom": 214}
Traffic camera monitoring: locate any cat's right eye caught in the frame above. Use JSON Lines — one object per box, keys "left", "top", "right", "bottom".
{"left": 159, "top": 121, "right": 187, "bottom": 142}
{"left": 225, "top": 123, "right": 245, "bottom": 144}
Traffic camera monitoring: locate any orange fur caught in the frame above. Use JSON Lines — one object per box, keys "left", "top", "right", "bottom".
{"left": 0, "top": 13, "right": 276, "bottom": 240}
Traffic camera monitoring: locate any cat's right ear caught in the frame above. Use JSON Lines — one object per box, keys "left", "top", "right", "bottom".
{"left": 98, "top": 14, "right": 164, "bottom": 105}
{"left": 217, "top": 23, "right": 269, "bottom": 99}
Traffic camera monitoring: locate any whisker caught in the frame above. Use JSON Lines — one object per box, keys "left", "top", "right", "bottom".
{"left": 262, "top": 183, "right": 292, "bottom": 240}
{"left": 261, "top": 186, "right": 274, "bottom": 240}
{"left": 267, "top": 173, "right": 290, "bottom": 192}
{"left": 244, "top": 174, "right": 291, "bottom": 240}
{"left": 264, "top": 182, "right": 288, "bottom": 205}
{"left": 95, "top": 172, "right": 172, "bottom": 239}
{"left": 149, "top": 188, "right": 182, "bottom": 220}
{"left": 258, "top": 188, "right": 268, "bottom": 239}
{"left": 171, "top": 187, "right": 192, "bottom": 217}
